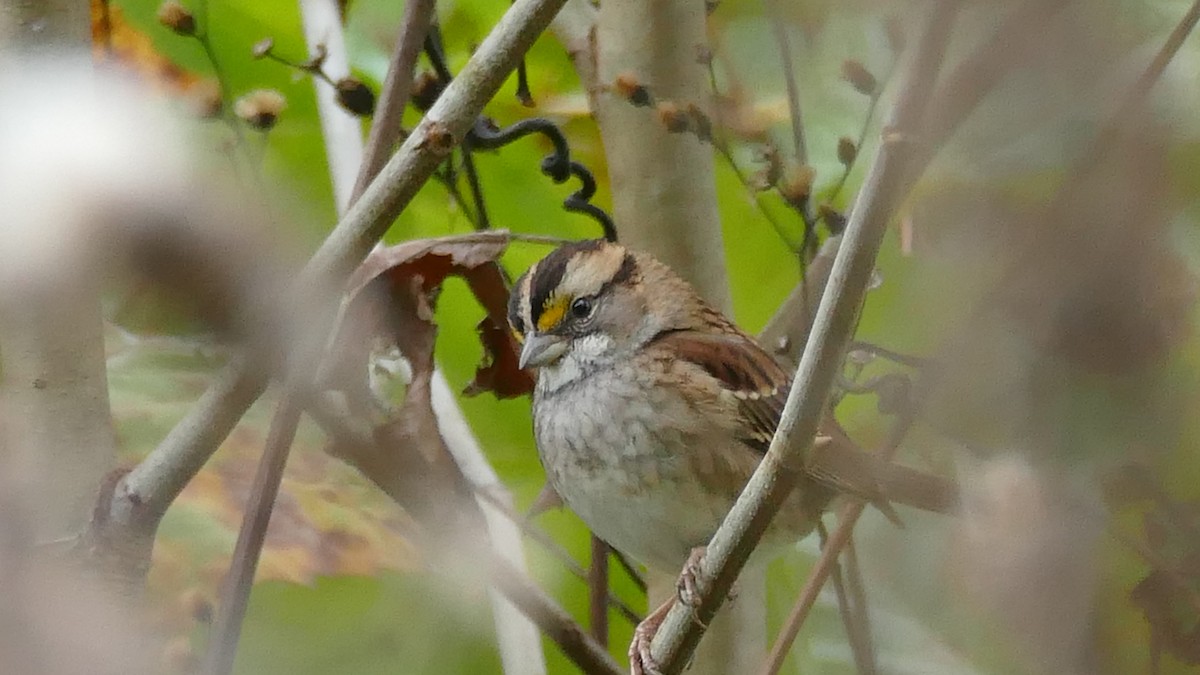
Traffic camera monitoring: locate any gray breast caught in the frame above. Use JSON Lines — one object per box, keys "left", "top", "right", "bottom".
{"left": 532, "top": 365, "right": 740, "bottom": 571}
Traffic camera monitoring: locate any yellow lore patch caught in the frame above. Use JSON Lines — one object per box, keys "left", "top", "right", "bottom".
{"left": 536, "top": 295, "right": 570, "bottom": 332}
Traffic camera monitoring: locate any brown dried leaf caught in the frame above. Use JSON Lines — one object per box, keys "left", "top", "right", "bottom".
{"left": 334, "top": 232, "right": 527, "bottom": 403}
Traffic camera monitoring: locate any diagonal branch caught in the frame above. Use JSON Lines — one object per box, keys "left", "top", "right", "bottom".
{"left": 351, "top": 0, "right": 437, "bottom": 202}
{"left": 647, "top": 3, "right": 959, "bottom": 672}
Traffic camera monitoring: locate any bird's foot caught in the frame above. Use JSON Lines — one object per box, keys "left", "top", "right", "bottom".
{"left": 675, "top": 546, "right": 709, "bottom": 629}
{"left": 629, "top": 597, "right": 674, "bottom": 675}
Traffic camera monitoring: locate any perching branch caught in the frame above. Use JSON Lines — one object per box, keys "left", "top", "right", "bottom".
{"left": 647, "top": 4, "right": 958, "bottom": 672}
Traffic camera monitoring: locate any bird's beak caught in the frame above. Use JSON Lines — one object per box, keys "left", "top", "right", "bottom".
{"left": 519, "top": 332, "right": 569, "bottom": 369}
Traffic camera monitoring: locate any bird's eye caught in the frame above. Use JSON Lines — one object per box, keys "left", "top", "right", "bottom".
{"left": 570, "top": 296, "right": 593, "bottom": 319}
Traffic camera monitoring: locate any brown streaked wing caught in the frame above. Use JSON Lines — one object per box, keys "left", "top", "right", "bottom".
{"left": 651, "top": 329, "right": 790, "bottom": 453}
{"left": 655, "top": 329, "right": 904, "bottom": 524}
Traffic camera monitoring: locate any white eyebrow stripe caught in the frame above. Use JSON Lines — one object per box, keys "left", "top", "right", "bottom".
{"left": 560, "top": 246, "right": 624, "bottom": 299}
{"left": 518, "top": 263, "right": 535, "bottom": 330}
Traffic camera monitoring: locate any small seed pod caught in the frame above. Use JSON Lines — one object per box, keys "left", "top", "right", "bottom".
{"left": 837, "top": 137, "right": 857, "bottom": 166}
{"left": 157, "top": 1, "right": 196, "bottom": 36}
{"left": 411, "top": 71, "right": 445, "bottom": 112}
{"left": 336, "top": 77, "right": 376, "bottom": 117}
{"left": 234, "top": 89, "right": 286, "bottom": 130}
{"left": 819, "top": 203, "right": 848, "bottom": 234}
{"left": 841, "top": 60, "right": 878, "bottom": 96}
{"left": 778, "top": 164, "right": 815, "bottom": 209}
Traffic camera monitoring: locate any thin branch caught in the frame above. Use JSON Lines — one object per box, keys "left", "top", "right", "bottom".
{"left": 647, "top": 4, "right": 958, "bottom": 671}
{"left": 612, "top": 547, "right": 648, "bottom": 595}
{"left": 759, "top": 502, "right": 864, "bottom": 675}
{"left": 825, "top": 69, "right": 890, "bottom": 210}
{"left": 472, "top": 488, "right": 644, "bottom": 625}
{"left": 760, "top": 409, "right": 915, "bottom": 675}
{"left": 589, "top": 535, "right": 610, "bottom": 646}
{"left": 201, "top": 399, "right": 302, "bottom": 675}
{"left": 702, "top": 56, "right": 802, "bottom": 252}
{"left": 764, "top": 0, "right": 806, "bottom": 165}
{"left": 120, "top": 0, "right": 570, "bottom": 528}
{"left": 489, "top": 554, "right": 626, "bottom": 675}
{"left": 1064, "top": 0, "right": 1200, "bottom": 175}
{"left": 350, "top": 0, "right": 437, "bottom": 201}
{"left": 842, "top": 536, "right": 876, "bottom": 668}
{"left": 460, "top": 140, "right": 493, "bottom": 230}
{"left": 819, "top": 523, "right": 877, "bottom": 675}
{"left": 427, "top": 371, "right": 549, "bottom": 675}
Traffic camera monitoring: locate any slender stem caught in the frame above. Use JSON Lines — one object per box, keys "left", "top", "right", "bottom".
{"left": 843, "top": 535, "right": 876, "bottom": 666}
{"left": 826, "top": 72, "right": 888, "bottom": 209}
{"left": 760, "top": 408, "right": 914, "bottom": 675}
{"left": 759, "top": 502, "right": 864, "bottom": 675}
{"left": 460, "top": 141, "right": 492, "bottom": 230}
{"left": 764, "top": 0, "right": 806, "bottom": 165}
{"left": 612, "top": 548, "right": 648, "bottom": 595}
{"left": 647, "top": 5, "right": 957, "bottom": 671}
{"left": 702, "top": 56, "right": 801, "bottom": 252}
{"left": 201, "top": 398, "right": 303, "bottom": 674}
{"left": 589, "top": 535, "right": 611, "bottom": 645}
{"left": 490, "top": 554, "right": 626, "bottom": 675}
{"left": 471, "top": 488, "right": 643, "bottom": 624}
{"left": 351, "top": 0, "right": 437, "bottom": 201}
{"left": 196, "top": 32, "right": 247, "bottom": 151}
{"left": 909, "top": 0, "right": 1073, "bottom": 190}
{"left": 817, "top": 522, "right": 877, "bottom": 675}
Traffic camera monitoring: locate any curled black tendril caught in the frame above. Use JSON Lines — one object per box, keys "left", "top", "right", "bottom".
{"left": 422, "top": 27, "right": 617, "bottom": 243}
{"left": 468, "top": 118, "right": 616, "bottom": 242}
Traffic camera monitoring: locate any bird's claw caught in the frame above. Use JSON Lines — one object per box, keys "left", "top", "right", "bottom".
{"left": 676, "top": 546, "right": 708, "bottom": 629}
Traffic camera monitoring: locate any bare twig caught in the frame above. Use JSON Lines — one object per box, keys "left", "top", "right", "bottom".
{"left": 351, "top": 0, "right": 437, "bottom": 201}
{"left": 825, "top": 69, "right": 890, "bottom": 210}
{"left": 589, "top": 535, "right": 610, "bottom": 645}
{"left": 842, "top": 536, "right": 876, "bottom": 668}
{"left": 490, "top": 554, "right": 625, "bottom": 675}
{"left": 909, "top": 0, "right": 1073, "bottom": 187}
{"left": 764, "top": 0, "right": 806, "bottom": 165}
{"left": 612, "top": 548, "right": 648, "bottom": 595}
{"left": 760, "top": 408, "right": 915, "bottom": 675}
{"left": 760, "top": 502, "right": 864, "bottom": 675}
{"left": 460, "top": 142, "right": 492, "bottom": 230}
{"left": 818, "top": 523, "right": 877, "bottom": 675}
{"left": 647, "top": 4, "right": 958, "bottom": 671}
{"left": 428, "top": 371, "right": 549, "bottom": 675}
{"left": 201, "top": 399, "right": 302, "bottom": 675}
{"left": 472, "top": 487, "right": 643, "bottom": 624}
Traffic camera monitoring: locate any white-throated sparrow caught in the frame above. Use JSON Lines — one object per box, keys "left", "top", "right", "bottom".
{"left": 509, "top": 239, "right": 950, "bottom": 673}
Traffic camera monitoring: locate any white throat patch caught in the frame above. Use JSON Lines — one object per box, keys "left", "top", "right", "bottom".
{"left": 535, "top": 333, "right": 615, "bottom": 393}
